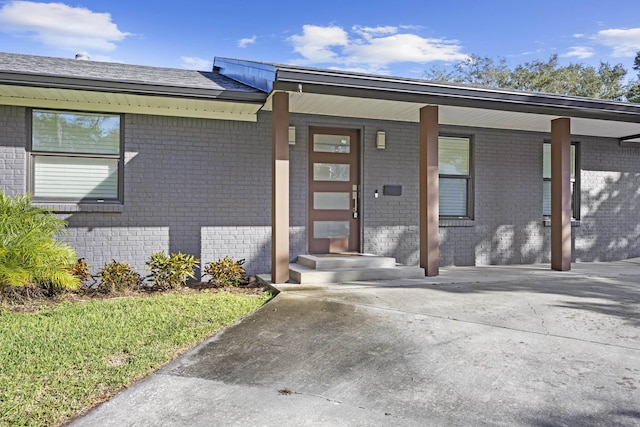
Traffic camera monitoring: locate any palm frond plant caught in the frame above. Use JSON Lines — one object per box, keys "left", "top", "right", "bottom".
{"left": 0, "top": 192, "right": 79, "bottom": 294}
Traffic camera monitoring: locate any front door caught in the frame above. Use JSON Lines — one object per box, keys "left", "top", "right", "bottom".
{"left": 308, "top": 127, "right": 360, "bottom": 253}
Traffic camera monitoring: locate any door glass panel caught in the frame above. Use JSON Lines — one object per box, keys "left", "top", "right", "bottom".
{"left": 313, "top": 134, "right": 351, "bottom": 153}
{"left": 314, "top": 221, "right": 350, "bottom": 238}
{"left": 314, "top": 192, "right": 351, "bottom": 210}
{"left": 313, "top": 163, "right": 350, "bottom": 181}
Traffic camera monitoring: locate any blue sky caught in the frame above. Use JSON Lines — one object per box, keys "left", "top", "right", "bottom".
{"left": 1, "top": 0, "right": 640, "bottom": 79}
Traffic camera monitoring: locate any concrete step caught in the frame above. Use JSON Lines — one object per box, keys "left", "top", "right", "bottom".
{"left": 289, "top": 263, "right": 426, "bottom": 284}
{"left": 297, "top": 254, "right": 397, "bottom": 270}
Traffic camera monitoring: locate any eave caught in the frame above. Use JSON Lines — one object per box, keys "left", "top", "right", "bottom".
{"left": 0, "top": 71, "right": 267, "bottom": 122}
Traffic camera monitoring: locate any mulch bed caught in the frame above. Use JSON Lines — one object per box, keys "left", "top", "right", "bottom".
{"left": 1, "top": 276, "right": 269, "bottom": 313}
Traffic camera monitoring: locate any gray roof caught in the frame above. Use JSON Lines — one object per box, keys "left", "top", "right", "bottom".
{"left": 214, "top": 57, "right": 640, "bottom": 124}
{"left": 0, "top": 52, "right": 265, "bottom": 102}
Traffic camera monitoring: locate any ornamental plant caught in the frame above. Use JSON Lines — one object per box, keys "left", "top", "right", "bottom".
{"left": 97, "top": 260, "right": 141, "bottom": 293}
{"left": 203, "top": 257, "right": 246, "bottom": 287}
{"left": 146, "top": 251, "right": 199, "bottom": 289}
{"left": 0, "top": 192, "right": 79, "bottom": 292}
{"left": 69, "top": 258, "right": 92, "bottom": 287}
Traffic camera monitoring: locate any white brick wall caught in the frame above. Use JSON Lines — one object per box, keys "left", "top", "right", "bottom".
{"left": 2, "top": 104, "right": 640, "bottom": 273}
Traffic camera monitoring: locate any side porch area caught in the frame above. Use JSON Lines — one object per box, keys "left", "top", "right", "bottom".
{"left": 231, "top": 58, "right": 640, "bottom": 284}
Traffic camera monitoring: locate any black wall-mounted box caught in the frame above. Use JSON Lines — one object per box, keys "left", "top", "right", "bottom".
{"left": 383, "top": 185, "right": 402, "bottom": 196}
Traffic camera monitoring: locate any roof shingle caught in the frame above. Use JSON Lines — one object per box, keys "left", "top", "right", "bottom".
{"left": 0, "top": 52, "right": 259, "bottom": 93}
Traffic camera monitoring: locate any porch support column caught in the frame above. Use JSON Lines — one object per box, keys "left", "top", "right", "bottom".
{"left": 271, "top": 92, "right": 290, "bottom": 283}
{"left": 419, "top": 105, "right": 439, "bottom": 276}
{"left": 550, "top": 117, "right": 571, "bottom": 271}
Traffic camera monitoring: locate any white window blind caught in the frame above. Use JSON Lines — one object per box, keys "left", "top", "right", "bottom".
{"left": 34, "top": 156, "right": 118, "bottom": 199}
{"left": 440, "top": 178, "right": 468, "bottom": 216}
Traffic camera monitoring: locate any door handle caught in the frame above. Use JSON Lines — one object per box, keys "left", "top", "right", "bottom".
{"left": 352, "top": 185, "right": 358, "bottom": 219}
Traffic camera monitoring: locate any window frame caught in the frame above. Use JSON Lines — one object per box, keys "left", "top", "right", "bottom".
{"left": 438, "top": 134, "right": 474, "bottom": 220}
{"left": 27, "top": 108, "right": 125, "bottom": 204}
{"left": 542, "top": 141, "right": 580, "bottom": 220}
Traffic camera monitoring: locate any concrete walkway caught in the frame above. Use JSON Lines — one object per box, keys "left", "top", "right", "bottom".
{"left": 70, "top": 260, "right": 640, "bottom": 426}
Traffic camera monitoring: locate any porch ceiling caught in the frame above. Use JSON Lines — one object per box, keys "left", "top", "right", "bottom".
{"left": 262, "top": 91, "right": 640, "bottom": 142}
{"left": 0, "top": 84, "right": 262, "bottom": 121}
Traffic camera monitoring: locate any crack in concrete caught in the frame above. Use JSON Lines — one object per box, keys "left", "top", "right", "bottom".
{"left": 527, "top": 301, "right": 550, "bottom": 335}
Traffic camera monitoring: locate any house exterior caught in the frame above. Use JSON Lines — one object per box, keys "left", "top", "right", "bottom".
{"left": 1, "top": 52, "right": 640, "bottom": 282}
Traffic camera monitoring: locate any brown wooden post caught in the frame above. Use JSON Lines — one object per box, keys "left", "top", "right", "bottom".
{"left": 420, "top": 105, "right": 439, "bottom": 276}
{"left": 551, "top": 117, "right": 571, "bottom": 271}
{"left": 272, "top": 92, "right": 290, "bottom": 283}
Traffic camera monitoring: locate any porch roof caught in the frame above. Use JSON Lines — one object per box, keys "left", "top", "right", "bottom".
{"left": 214, "top": 57, "right": 640, "bottom": 142}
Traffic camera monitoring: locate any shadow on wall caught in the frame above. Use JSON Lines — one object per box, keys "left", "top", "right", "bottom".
{"left": 476, "top": 221, "right": 546, "bottom": 266}
{"left": 470, "top": 172, "right": 640, "bottom": 266}
{"left": 576, "top": 172, "right": 640, "bottom": 261}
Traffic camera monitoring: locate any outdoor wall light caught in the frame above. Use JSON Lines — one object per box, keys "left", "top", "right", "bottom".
{"left": 289, "top": 126, "right": 296, "bottom": 145}
{"left": 376, "top": 131, "right": 386, "bottom": 150}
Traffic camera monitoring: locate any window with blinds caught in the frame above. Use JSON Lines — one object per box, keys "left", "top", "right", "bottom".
{"left": 542, "top": 142, "right": 579, "bottom": 218}
{"left": 439, "top": 136, "right": 473, "bottom": 218}
{"left": 30, "top": 110, "right": 122, "bottom": 202}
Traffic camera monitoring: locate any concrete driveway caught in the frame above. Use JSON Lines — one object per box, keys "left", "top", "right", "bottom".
{"left": 70, "top": 260, "right": 640, "bottom": 426}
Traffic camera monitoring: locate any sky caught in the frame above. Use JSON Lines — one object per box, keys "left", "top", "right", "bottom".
{"left": 1, "top": 0, "right": 640, "bottom": 80}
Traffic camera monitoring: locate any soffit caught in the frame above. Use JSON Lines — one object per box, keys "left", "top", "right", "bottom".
{"left": 0, "top": 84, "right": 261, "bottom": 121}
{"left": 263, "top": 92, "right": 640, "bottom": 141}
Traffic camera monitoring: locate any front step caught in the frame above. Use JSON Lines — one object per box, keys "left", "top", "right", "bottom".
{"left": 297, "top": 254, "right": 396, "bottom": 270}
{"left": 289, "top": 254, "right": 425, "bottom": 284}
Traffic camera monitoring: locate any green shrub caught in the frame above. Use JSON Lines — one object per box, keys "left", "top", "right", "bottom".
{"left": 146, "top": 251, "right": 199, "bottom": 289}
{"left": 97, "top": 260, "right": 141, "bottom": 293}
{"left": 0, "top": 192, "right": 79, "bottom": 292}
{"left": 203, "top": 257, "right": 246, "bottom": 287}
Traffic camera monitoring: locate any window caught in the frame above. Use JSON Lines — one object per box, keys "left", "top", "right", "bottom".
{"left": 439, "top": 135, "right": 473, "bottom": 218}
{"left": 29, "top": 110, "right": 122, "bottom": 202}
{"left": 542, "top": 142, "right": 579, "bottom": 219}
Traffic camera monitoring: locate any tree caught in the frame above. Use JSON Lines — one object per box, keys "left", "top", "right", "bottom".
{"left": 425, "top": 54, "right": 628, "bottom": 101}
{"left": 626, "top": 52, "right": 640, "bottom": 103}
{"left": 425, "top": 54, "right": 511, "bottom": 88}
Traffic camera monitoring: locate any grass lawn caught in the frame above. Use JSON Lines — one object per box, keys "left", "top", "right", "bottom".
{"left": 0, "top": 290, "right": 272, "bottom": 426}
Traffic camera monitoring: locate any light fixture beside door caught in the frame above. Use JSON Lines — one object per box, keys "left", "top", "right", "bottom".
{"left": 289, "top": 126, "right": 296, "bottom": 145}
{"left": 376, "top": 131, "right": 386, "bottom": 150}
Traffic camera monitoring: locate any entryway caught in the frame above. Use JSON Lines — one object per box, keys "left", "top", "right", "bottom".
{"left": 308, "top": 127, "right": 360, "bottom": 253}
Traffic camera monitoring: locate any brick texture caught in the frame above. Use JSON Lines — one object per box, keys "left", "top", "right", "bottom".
{"left": 0, "top": 106, "right": 27, "bottom": 196}
{"left": 2, "top": 104, "right": 640, "bottom": 274}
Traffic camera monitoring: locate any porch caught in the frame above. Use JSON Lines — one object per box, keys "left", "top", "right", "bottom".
{"left": 213, "top": 58, "right": 640, "bottom": 283}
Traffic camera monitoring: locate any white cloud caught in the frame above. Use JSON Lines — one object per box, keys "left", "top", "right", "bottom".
{"left": 573, "top": 33, "right": 585, "bottom": 39}
{"left": 0, "top": 1, "right": 130, "bottom": 51}
{"left": 180, "top": 56, "right": 212, "bottom": 70}
{"left": 288, "top": 24, "right": 467, "bottom": 72}
{"left": 352, "top": 25, "right": 398, "bottom": 40}
{"left": 288, "top": 25, "right": 349, "bottom": 63}
{"left": 564, "top": 46, "right": 594, "bottom": 59}
{"left": 594, "top": 27, "right": 640, "bottom": 57}
{"left": 345, "top": 33, "right": 467, "bottom": 66}
{"left": 238, "top": 35, "right": 256, "bottom": 48}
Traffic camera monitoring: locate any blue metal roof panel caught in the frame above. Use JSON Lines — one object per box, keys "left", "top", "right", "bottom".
{"left": 213, "top": 58, "right": 276, "bottom": 93}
